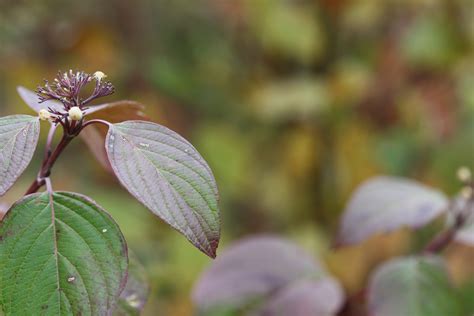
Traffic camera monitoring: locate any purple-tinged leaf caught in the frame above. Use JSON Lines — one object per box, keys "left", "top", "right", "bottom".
{"left": 259, "top": 278, "right": 344, "bottom": 316}
{"left": 337, "top": 176, "right": 448, "bottom": 246}
{"left": 81, "top": 101, "right": 148, "bottom": 173}
{"left": 456, "top": 217, "right": 474, "bottom": 246}
{"left": 83, "top": 100, "right": 147, "bottom": 118}
{"left": 17, "top": 86, "right": 63, "bottom": 113}
{"left": 105, "top": 121, "right": 220, "bottom": 258}
{"left": 368, "top": 256, "right": 463, "bottom": 316}
{"left": 81, "top": 125, "right": 114, "bottom": 172}
{"left": 0, "top": 115, "right": 40, "bottom": 196}
{"left": 114, "top": 251, "right": 150, "bottom": 315}
{"left": 192, "top": 236, "right": 334, "bottom": 312}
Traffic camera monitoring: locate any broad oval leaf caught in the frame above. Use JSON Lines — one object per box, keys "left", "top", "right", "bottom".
{"left": 114, "top": 251, "right": 150, "bottom": 315}
{"left": 81, "top": 101, "right": 148, "bottom": 172}
{"left": 0, "top": 115, "right": 40, "bottom": 196}
{"left": 105, "top": 120, "right": 220, "bottom": 258}
{"left": 17, "top": 86, "right": 63, "bottom": 113}
{"left": 259, "top": 278, "right": 344, "bottom": 316}
{"left": 368, "top": 256, "right": 463, "bottom": 316}
{"left": 0, "top": 192, "right": 128, "bottom": 315}
{"left": 192, "top": 236, "right": 340, "bottom": 313}
{"left": 337, "top": 176, "right": 448, "bottom": 246}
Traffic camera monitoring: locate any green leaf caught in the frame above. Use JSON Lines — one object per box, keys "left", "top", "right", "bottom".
{"left": 114, "top": 251, "right": 150, "bottom": 315}
{"left": 0, "top": 192, "right": 128, "bottom": 315}
{"left": 0, "top": 115, "right": 40, "bottom": 196}
{"left": 368, "top": 256, "right": 463, "bottom": 316}
{"left": 105, "top": 121, "right": 220, "bottom": 258}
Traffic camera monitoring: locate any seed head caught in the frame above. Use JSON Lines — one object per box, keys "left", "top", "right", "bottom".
{"left": 68, "top": 107, "right": 83, "bottom": 121}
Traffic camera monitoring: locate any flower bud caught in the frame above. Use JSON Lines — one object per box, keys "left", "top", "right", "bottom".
{"left": 93, "top": 71, "right": 107, "bottom": 81}
{"left": 457, "top": 167, "right": 471, "bottom": 183}
{"left": 38, "top": 109, "right": 52, "bottom": 121}
{"left": 68, "top": 107, "right": 83, "bottom": 121}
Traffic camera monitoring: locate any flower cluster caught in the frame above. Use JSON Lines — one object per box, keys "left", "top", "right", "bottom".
{"left": 37, "top": 70, "right": 114, "bottom": 108}
{"left": 36, "top": 70, "right": 114, "bottom": 125}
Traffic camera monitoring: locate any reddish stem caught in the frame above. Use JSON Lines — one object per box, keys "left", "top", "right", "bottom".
{"left": 423, "top": 192, "right": 473, "bottom": 254}
{"left": 25, "top": 131, "right": 73, "bottom": 195}
{"left": 80, "top": 119, "right": 112, "bottom": 130}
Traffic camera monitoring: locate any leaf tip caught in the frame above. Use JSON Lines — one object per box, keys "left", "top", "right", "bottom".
{"left": 203, "top": 237, "right": 219, "bottom": 259}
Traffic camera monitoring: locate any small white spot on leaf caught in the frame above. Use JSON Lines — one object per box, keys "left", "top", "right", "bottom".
{"left": 67, "top": 276, "right": 76, "bottom": 283}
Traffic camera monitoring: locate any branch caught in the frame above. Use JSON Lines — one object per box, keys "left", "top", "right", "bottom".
{"left": 25, "top": 130, "right": 73, "bottom": 195}
{"left": 423, "top": 191, "right": 473, "bottom": 254}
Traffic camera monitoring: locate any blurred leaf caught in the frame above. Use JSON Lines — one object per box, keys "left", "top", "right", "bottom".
{"left": 337, "top": 176, "right": 448, "bottom": 246}
{"left": 0, "top": 115, "right": 40, "bottom": 196}
{"left": 250, "top": 77, "right": 329, "bottom": 122}
{"left": 17, "top": 86, "right": 63, "bottom": 113}
{"left": 258, "top": 278, "right": 344, "bottom": 316}
{"left": 401, "top": 15, "right": 462, "bottom": 69}
{"left": 368, "top": 256, "right": 463, "bottom": 316}
{"left": 114, "top": 251, "right": 150, "bottom": 316}
{"left": 106, "top": 121, "right": 220, "bottom": 258}
{"left": 447, "top": 197, "right": 474, "bottom": 246}
{"left": 192, "top": 236, "right": 343, "bottom": 314}
{"left": 247, "top": 0, "right": 326, "bottom": 63}
{"left": 81, "top": 100, "right": 148, "bottom": 172}
{"left": 0, "top": 192, "right": 128, "bottom": 314}
{"left": 84, "top": 100, "right": 147, "bottom": 120}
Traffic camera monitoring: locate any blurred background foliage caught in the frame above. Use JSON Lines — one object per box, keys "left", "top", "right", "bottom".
{"left": 0, "top": 0, "right": 473, "bottom": 315}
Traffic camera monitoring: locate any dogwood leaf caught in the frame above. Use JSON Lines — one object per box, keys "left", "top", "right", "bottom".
{"left": 106, "top": 121, "right": 220, "bottom": 257}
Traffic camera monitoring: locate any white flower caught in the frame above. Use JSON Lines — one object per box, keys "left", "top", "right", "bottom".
{"left": 38, "top": 109, "right": 52, "bottom": 121}
{"left": 68, "top": 107, "right": 83, "bottom": 121}
{"left": 93, "top": 71, "right": 107, "bottom": 81}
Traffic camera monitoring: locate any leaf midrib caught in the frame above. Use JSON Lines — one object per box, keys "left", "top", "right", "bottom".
{"left": 110, "top": 129, "right": 216, "bottom": 252}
